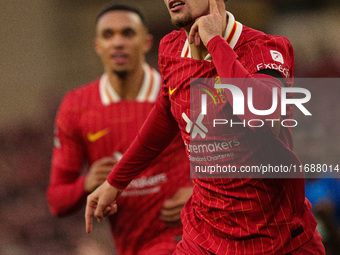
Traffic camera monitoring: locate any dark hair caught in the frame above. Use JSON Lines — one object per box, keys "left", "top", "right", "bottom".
{"left": 96, "top": 4, "right": 146, "bottom": 27}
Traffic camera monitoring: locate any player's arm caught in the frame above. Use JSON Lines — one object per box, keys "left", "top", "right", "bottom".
{"left": 207, "top": 36, "right": 284, "bottom": 122}
{"left": 47, "top": 97, "right": 88, "bottom": 216}
{"left": 190, "top": 0, "right": 287, "bottom": 124}
{"left": 47, "top": 94, "right": 116, "bottom": 216}
{"left": 48, "top": 146, "right": 116, "bottom": 216}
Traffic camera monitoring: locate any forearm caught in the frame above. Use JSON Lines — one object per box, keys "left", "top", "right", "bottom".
{"left": 47, "top": 168, "right": 87, "bottom": 216}
{"left": 107, "top": 95, "right": 179, "bottom": 189}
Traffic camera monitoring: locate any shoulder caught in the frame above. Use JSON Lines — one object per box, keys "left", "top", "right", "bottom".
{"left": 238, "top": 26, "right": 293, "bottom": 48}
{"left": 58, "top": 79, "right": 100, "bottom": 117}
{"left": 62, "top": 79, "right": 99, "bottom": 106}
{"left": 159, "top": 29, "right": 187, "bottom": 56}
{"left": 66, "top": 79, "right": 99, "bottom": 99}
{"left": 55, "top": 79, "right": 100, "bottom": 133}
{"left": 160, "top": 29, "right": 186, "bottom": 45}
{"left": 236, "top": 26, "right": 294, "bottom": 78}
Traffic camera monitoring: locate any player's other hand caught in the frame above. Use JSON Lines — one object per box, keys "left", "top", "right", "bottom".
{"left": 160, "top": 186, "right": 193, "bottom": 225}
{"left": 84, "top": 157, "right": 117, "bottom": 193}
{"left": 85, "top": 180, "right": 122, "bottom": 233}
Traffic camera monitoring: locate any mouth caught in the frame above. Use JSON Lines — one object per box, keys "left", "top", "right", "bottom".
{"left": 169, "top": 0, "right": 185, "bottom": 12}
{"left": 111, "top": 53, "right": 128, "bottom": 65}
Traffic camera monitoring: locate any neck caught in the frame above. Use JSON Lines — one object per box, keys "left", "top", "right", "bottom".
{"left": 106, "top": 64, "right": 145, "bottom": 100}
{"left": 185, "top": 12, "right": 228, "bottom": 60}
{"left": 188, "top": 41, "right": 209, "bottom": 60}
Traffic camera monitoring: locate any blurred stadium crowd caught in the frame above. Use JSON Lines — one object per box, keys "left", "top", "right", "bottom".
{"left": 0, "top": 0, "right": 339, "bottom": 254}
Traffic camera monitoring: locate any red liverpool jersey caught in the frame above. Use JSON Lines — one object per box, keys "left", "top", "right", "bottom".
{"left": 158, "top": 13, "right": 316, "bottom": 254}
{"left": 108, "top": 12, "right": 317, "bottom": 255}
{"left": 47, "top": 64, "right": 191, "bottom": 255}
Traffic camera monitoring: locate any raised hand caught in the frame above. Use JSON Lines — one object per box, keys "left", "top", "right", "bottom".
{"left": 188, "top": 0, "right": 225, "bottom": 47}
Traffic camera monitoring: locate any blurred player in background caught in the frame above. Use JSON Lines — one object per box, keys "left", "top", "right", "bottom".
{"left": 85, "top": 0, "right": 325, "bottom": 254}
{"left": 47, "top": 4, "right": 192, "bottom": 255}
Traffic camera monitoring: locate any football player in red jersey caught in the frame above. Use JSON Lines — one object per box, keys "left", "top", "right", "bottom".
{"left": 85, "top": 1, "right": 325, "bottom": 254}
{"left": 47, "top": 4, "right": 192, "bottom": 255}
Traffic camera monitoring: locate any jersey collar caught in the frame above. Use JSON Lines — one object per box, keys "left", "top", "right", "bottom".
{"left": 181, "top": 11, "right": 243, "bottom": 61}
{"left": 99, "top": 63, "right": 161, "bottom": 105}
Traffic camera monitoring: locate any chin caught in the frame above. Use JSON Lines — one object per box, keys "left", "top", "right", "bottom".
{"left": 113, "top": 69, "right": 129, "bottom": 78}
{"left": 171, "top": 14, "right": 193, "bottom": 28}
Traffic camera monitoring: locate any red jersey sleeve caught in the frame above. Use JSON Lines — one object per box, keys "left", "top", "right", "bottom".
{"left": 107, "top": 93, "right": 180, "bottom": 190}
{"left": 46, "top": 93, "right": 87, "bottom": 216}
{"left": 207, "top": 35, "right": 289, "bottom": 126}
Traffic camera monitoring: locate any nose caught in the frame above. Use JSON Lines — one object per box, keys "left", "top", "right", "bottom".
{"left": 110, "top": 34, "right": 125, "bottom": 48}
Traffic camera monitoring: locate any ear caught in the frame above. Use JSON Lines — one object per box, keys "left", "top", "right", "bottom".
{"left": 93, "top": 38, "right": 101, "bottom": 56}
{"left": 143, "top": 34, "right": 153, "bottom": 54}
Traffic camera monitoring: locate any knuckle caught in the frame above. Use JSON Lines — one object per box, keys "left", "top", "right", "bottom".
{"left": 94, "top": 211, "right": 102, "bottom": 218}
